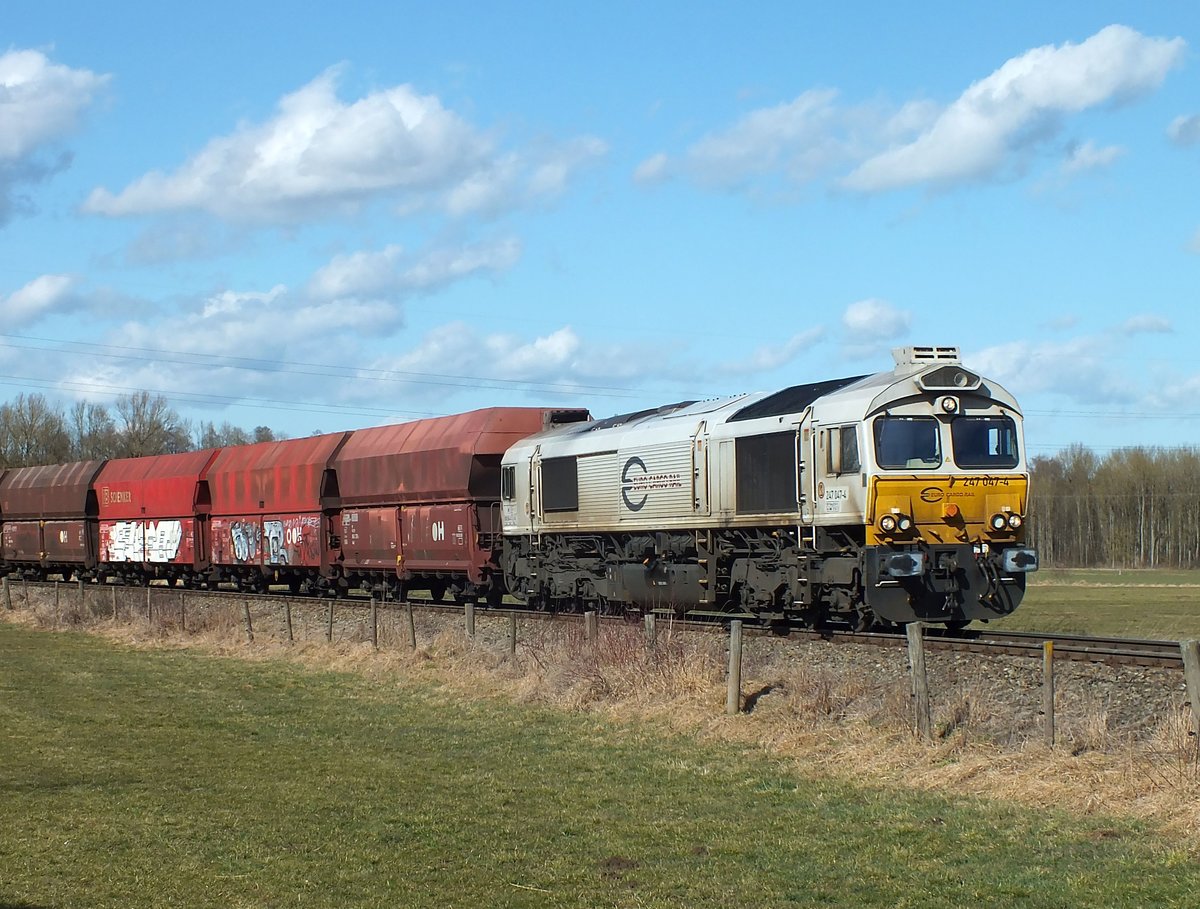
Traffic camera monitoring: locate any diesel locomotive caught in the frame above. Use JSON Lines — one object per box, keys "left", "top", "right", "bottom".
{"left": 500, "top": 346, "right": 1038, "bottom": 628}
{"left": 0, "top": 346, "right": 1036, "bottom": 628}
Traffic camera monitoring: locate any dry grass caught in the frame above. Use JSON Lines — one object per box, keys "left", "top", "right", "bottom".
{"left": 5, "top": 582, "right": 1200, "bottom": 848}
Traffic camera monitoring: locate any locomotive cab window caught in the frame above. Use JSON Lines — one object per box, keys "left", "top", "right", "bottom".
{"left": 874, "top": 417, "right": 942, "bottom": 469}
{"left": 825, "top": 426, "right": 860, "bottom": 475}
{"left": 951, "top": 416, "right": 1019, "bottom": 469}
{"left": 501, "top": 465, "right": 516, "bottom": 501}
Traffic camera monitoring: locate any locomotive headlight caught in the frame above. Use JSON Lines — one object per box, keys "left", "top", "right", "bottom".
{"left": 990, "top": 513, "right": 1008, "bottom": 531}
{"left": 939, "top": 395, "right": 959, "bottom": 413}
{"left": 898, "top": 516, "right": 913, "bottom": 532}
{"left": 1007, "top": 513, "right": 1023, "bottom": 530}
{"left": 880, "top": 514, "right": 898, "bottom": 533}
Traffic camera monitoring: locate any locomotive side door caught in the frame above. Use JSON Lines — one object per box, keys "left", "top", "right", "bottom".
{"left": 528, "top": 445, "right": 542, "bottom": 535}
{"left": 692, "top": 421, "right": 710, "bottom": 516}
{"left": 801, "top": 419, "right": 817, "bottom": 524}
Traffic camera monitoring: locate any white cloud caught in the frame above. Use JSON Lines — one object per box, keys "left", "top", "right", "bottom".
{"left": 0, "top": 49, "right": 108, "bottom": 223}
{"left": 1190, "top": 228, "right": 1200, "bottom": 254}
{"left": 443, "top": 137, "right": 607, "bottom": 218}
{"left": 841, "top": 298, "right": 911, "bottom": 341}
{"left": 653, "top": 26, "right": 1180, "bottom": 200}
{"left": 0, "top": 49, "right": 108, "bottom": 161}
{"left": 346, "top": 321, "right": 677, "bottom": 410}
{"left": 52, "top": 235, "right": 534, "bottom": 417}
{"left": 0, "top": 274, "right": 77, "bottom": 327}
{"left": 969, "top": 336, "right": 1137, "bottom": 404}
{"left": 308, "top": 236, "right": 521, "bottom": 301}
{"left": 83, "top": 67, "right": 606, "bottom": 225}
{"left": 1167, "top": 113, "right": 1200, "bottom": 146}
{"left": 716, "top": 328, "right": 825, "bottom": 375}
{"left": 970, "top": 318, "right": 1184, "bottom": 411}
{"left": 633, "top": 152, "right": 670, "bottom": 185}
{"left": 682, "top": 89, "right": 849, "bottom": 189}
{"left": 1061, "top": 140, "right": 1125, "bottom": 175}
{"left": 1120, "top": 314, "right": 1171, "bottom": 335}
{"left": 844, "top": 25, "right": 1184, "bottom": 192}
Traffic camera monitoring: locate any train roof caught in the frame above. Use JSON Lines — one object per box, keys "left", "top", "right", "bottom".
{"left": 94, "top": 449, "right": 221, "bottom": 519}
{"left": 206, "top": 432, "right": 351, "bottom": 516}
{"left": 0, "top": 460, "right": 105, "bottom": 520}
{"left": 332, "top": 407, "right": 588, "bottom": 506}
{"left": 504, "top": 347, "right": 1019, "bottom": 458}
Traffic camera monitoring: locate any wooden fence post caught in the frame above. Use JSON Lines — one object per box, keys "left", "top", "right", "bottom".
{"left": 22, "top": 576, "right": 28, "bottom": 607}
{"left": 370, "top": 597, "right": 379, "bottom": 650}
{"left": 906, "top": 622, "right": 932, "bottom": 741}
{"left": 179, "top": 592, "right": 186, "bottom": 633}
{"left": 77, "top": 577, "right": 85, "bottom": 615}
{"left": 726, "top": 620, "right": 743, "bottom": 715}
{"left": 146, "top": 587, "right": 152, "bottom": 624}
{"left": 242, "top": 599, "right": 254, "bottom": 644}
{"left": 326, "top": 601, "right": 335, "bottom": 642}
{"left": 54, "top": 582, "right": 60, "bottom": 627}
{"left": 1042, "top": 641, "right": 1055, "bottom": 747}
{"left": 1181, "top": 640, "right": 1200, "bottom": 737}
{"left": 584, "top": 610, "right": 598, "bottom": 643}
{"left": 284, "top": 601, "right": 294, "bottom": 643}
{"left": 508, "top": 613, "right": 517, "bottom": 656}
{"left": 111, "top": 584, "right": 118, "bottom": 621}
{"left": 465, "top": 603, "right": 475, "bottom": 639}
{"left": 406, "top": 603, "right": 416, "bottom": 650}
{"left": 644, "top": 613, "right": 657, "bottom": 653}
{"left": 3, "top": 577, "right": 10, "bottom": 611}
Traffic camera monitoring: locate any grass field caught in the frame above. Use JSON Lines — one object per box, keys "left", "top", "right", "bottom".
{"left": 2, "top": 621, "right": 1198, "bottom": 908}
{"left": 993, "top": 567, "right": 1200, "bottom": 639}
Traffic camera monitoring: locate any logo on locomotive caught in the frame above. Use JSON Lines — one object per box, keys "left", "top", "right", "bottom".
{"left": 621, "top": 456, "right": 684, "bottom": 512}
{"left": 621, "top": 457, "right": 648, "bottom": 511}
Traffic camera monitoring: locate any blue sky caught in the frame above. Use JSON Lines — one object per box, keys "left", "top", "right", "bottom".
{"left": 2, "top": 2, "right": 1198, "bottom": 456}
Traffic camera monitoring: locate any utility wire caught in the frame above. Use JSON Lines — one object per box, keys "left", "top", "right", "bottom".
{"left": 0, "top": 333, "right": 666, "bottom": 400}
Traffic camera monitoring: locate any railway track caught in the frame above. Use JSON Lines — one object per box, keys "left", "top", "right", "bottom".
{"left": 8, "top": 578, "right": 1190, "bottom": 670}
{"left": 811, "top": 626, "right": 1187, "bottom": 669}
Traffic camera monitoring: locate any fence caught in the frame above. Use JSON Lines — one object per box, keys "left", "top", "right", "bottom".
{"left": 4, "top": 576, "right": 1199, "bottom": 750}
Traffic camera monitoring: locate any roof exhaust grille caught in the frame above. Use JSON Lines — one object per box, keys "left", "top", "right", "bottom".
{"left": 893, "top": 346, "right": 960, "bottom": 368}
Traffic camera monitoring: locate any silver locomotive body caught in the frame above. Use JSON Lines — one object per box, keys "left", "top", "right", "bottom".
{"left": 500, "top": 347, "right": 1037, "bottom": 627}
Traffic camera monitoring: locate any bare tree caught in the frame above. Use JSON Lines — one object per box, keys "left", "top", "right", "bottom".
{"left": 0, "top": 394, "right": 71, "bottom": 467}
{"left": 114, "top": 391, "right": 190, "bottom": 457}
{"left": 69, "top": 401, "right": 117, "bottom": 460}
{"left": 253, "top": 425, "right": 286, "bottom": 443}
{"left": 195, "top": 420, "right": 253, "bottom": 449}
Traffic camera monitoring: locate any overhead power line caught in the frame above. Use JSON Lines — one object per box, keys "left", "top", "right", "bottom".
{"left": 0, "top": 333, "right": 662, "bottom": 400}
{"left": 0, "top": 375, "right": 443, "bottom": 421}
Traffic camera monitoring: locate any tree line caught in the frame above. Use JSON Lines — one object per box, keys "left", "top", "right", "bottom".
{"left": 0, "top": 392, "right": 286, "bottom": 468}
{"left": 1028, "top": 445, "right": 1200, "bottom": 569}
